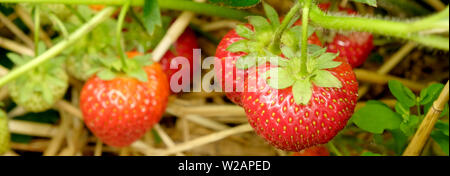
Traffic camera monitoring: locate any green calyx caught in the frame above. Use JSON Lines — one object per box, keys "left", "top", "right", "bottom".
{"left": 265, "top": 44, "right": 343, "bottom": 105}
{"left": 227, "top": 2, "right": 301, "bottom": 70}
{"left": 7, "top": 43, "right": 69, "bottom": 112}
{"left": 86, "top": 54, "right": 154, "bottom": 83}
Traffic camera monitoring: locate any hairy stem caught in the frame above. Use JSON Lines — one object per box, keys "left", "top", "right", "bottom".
{"left": 0, "top": 7, "right": 117, "bottom": 87}
{"left": 268, "top": 1, "right": 302, "bottom": 55}
{"left": 0, "top": 0, "right": 254, "bottom": 21}
{"left": 116, "top": 0, "right": 131, "bottom": 66}
{"left": 300, "top": 0, "right": 311, "bottom": 76}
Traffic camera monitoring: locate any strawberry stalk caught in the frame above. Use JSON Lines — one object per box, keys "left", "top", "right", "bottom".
{"left": 300, "top": 0, "right": 312, "bottom": 76}
{"left": 33, "top": 5, "right": 40, "bottom": 56}
{"left": 116, "top": 0, "right": 131, "bottom": 67}
{"left": 268, "top": 1, "right": 302, "bottom": 55}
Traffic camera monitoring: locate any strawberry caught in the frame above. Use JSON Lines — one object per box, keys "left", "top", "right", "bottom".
{"left": 241, "top": 51, "right": 358, "bottom": 151}
{"left": 0, "top": 109, "right": 10, "bottom": 155}
{"left": 319, "top": 3, "right": 374, "bottom": 68}
{"left": 159, "top": 27, "right": 199, "bottom": 94}
{"left": 215, "top": 13, "right": 322, "bottom": 106}
{"left": 80, "top": 52, "right": 169, "bottom": 147}
{"left": 292, "top": 145, "right": 329, "bottom": 156}
{"left": 8, "top": 44, "right": 69, "bottom": 112}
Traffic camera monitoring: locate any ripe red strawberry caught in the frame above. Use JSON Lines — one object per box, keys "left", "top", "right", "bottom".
{"left": 292, "top": 145, "right": 329, "bottom": 156}
{"left": 159, "top": 27, "right": 199, "bottom": 94}
{"left": 215, "top": 20, "right": 322, "bottom": 106}
{"left": 80, "top": 52, "right": 169, "bottom": 147}
{"left": 241, "top": 55, "right": 358, "bottom": 151}
{"left": 320, "top": 3, "right": 374, "bottom": 68}
{"left": 0, "top": 109, "right": 10, "bottom": 155}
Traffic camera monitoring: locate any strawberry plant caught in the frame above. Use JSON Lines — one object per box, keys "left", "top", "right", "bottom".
{"left": 0, "top": 0, "right": 448, "bottom": 156}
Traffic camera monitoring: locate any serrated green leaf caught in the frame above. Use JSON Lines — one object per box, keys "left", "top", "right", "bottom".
{"left": 247, "top": 16, "right": 271, "bottom": 33}
{"left": 292, "top": 79, "right": 312, "bottom": 105}
{"left": 262, "top": 2, "right": 279, "bottom": 28}
{"left": 431, "top": 130, "right": 449, "bottom": 155}
{"left": 309, "top": 46, "right": 327, "bottom": 57}
{"left": 420, "top": 83, "right": 444, "bottom": 105}
{"left": 236, "top": 54, "right": 257, "bottom": 69}
{"left": 265, "top": 67, "right": 295, "bottom": 89}
{"left": 388, "top": 80, "right": 416, "bottom": 107}
{"left": 227, "top": 40, "right": 249, "bottom": 53}
{"left": 352, "top": 103, "right": 402, "bottom": 134}
{"left": 97, "top": 69, "right": 116, "bottom": 80}
{"left": 208, "top": 0, "right": 261, "bottom": 8}
{"left": 400, "top": 115, "right": 419, "bottom": 136}
{"left": 316, "top": 52, "right": 341, "bottom": 69}
{"left": 143, "top": 0, "right": 162, "bottom": 35}
{"left": 312, "top": 70, "right": 342, "bottom": 88}
{"left": 235, "top": 25, "right": 254, "bottom": 39}
{"left": 394, "top": 102, "right": 410, "bottom": 116}
{"left": 41, "top": 83, "right": 54, "bottom": 105}
{"left": 350, "top": 0, "right": 377, "bottom": 7}
{"left": 46, "top": 75, "right": 67, "bottom": 88}
{"left": 127, "top": 67, "right": 149, "bottom": 82}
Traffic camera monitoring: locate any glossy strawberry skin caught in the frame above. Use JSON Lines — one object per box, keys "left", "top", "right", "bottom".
{"left": 159, "top": 27, "right": 199, "bottom": 94}
{"left": 241, "top": 57, "right": 358, "bottom": 152}
{"left": 215, "top": 21, "right": 322, "bottom": 106}
{"left": 292, "top": 145, "right": 329, "bottom": 156}
{"left": 80, "top": 63, "right": 169, "bottom": 147}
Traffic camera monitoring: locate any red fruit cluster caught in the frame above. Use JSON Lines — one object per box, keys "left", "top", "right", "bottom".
{"left": 80, "top": 52, "right": 169, "bottom": 147}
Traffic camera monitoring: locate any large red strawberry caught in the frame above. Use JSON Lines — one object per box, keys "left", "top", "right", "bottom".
{"left": 292, "top": 145, "right": 329, "bottom": 156}
{"left": 159, "top": 27, "right": 199, "bottom": 94}
{"left": 242, "top": 51, "right": 358, "bottom": 151}
{"left": 320, "top": 3, "right": 374, "bottom": 68}
{"left": 80, "top": 52, "right": 169, "bottom": 147}
{"left": 215, "top": 19, "right": 322, "bottom": 106}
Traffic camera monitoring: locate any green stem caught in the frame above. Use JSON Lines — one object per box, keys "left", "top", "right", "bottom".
{"left": 327, "top": 141, "right": 343, "bottom": 156}
{"left": 0, "top": 0, "right": 254, "bottom": 21}
{"left": 268, "top": 1, "right": 302, "bottom": 55}
{"left": 308, "top": 4, "right": 449, "bottom": 50}
{"left": 116, "top": 0, "right": 130, "bottom": 66}
{"left": 300, "top": 0, "right": 312, "bottom": 76}
{"left": 0, "top": 7, "right": 116, "bottom": 87}
{"left": 33, "top": 5, "right": 40, "bottom": 55}
{"left": 65, "top": 5, "right": 86, "bottom": 23}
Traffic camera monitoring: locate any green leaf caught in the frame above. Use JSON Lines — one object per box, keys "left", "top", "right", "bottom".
{"left": 312, "top": 70, "right": 342, "bottom": 88}
{"left": 394, "top": 102, "right": 410, "bottom": 116}
{"left": 265, "top": 67, "right": 295, "bottom": 89}
{"left": 390, "top": 129, "right": 408, "bottom": 155}
{"left": 352, "top": 102, "right": 402, "bottom": 134}
{"left": 281, "top": 46, "right": 295, "bottom": 59}
{"left": 361, "top": 152, "right": 382, "bottom": 156}
{"left": 350, "top": 0, "right": 377, "bottom": 7}
{"left": 127, "top": 68, "right": 149, "bottom": 82}
{"left": 399, "top": 115, "right": 419, "bottom": 136}
{"left": 309, "top": 46, "right": 327, "bottom": 58}
{"left": 235, "top": 25, "right": 254, "bottom": 39}
{"left": 143, "top": 0, "right": 162, "bottom": 35}
{"left": 292, "top": 79, "right": 312, "bottom": 105}
{"left": 227, "top": 40, "right": 249, "bottom": 53}
{"left": 7, "top": 53, "right": 26, "bottom": 66}
{"left": 41, "top": 83, "right": 54, "bottom": 105}
{"left": 97, "top": 69, "right": 116, "bottom": 80}
{"left": 236, "top": 54, "right": 257, "bottom": 69}
{"left": 315, "top": 52, "right": 341, "bottom": 70}
{"left": 388, "top": 80, "right": 416, "bottom": 107}
{"left": 262, "top": 2, "right": 279, "bottom": 28}
{"left": 420, "top": 83, "right": 444, "bottom": 105}
{"left": 208, "top": 0, "right": 261, "bottom": 8}
{"left": 247, "top": 16, "right": 271, "bottom": 33}
{"left": 434, "top": 121, "right": 449, "bottom": 136}
{"left": 431, "top": 130, "right": 449, "bottom": 155}
{"left": 37, "top": 42, "right": 46, "bottom": 55}
{"left": 134, "top": 54, "right": 153, "bottom": 66}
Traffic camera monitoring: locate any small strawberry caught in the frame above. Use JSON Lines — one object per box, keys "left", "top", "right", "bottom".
{"left": 80, "top": 52, "right": 169, "bottom": 147}
{"left": 0, "top": 109, "right": 10, "bottom": 155}
{"left": 292, "top": 145, "right": 329, "bottom": 156}
{"left": 8, "top": 43, "right": 69, "bottom": 112}
{"left": 215, "top": 3, "right": 322, "bottom": 106}
{"left": 242, "top": 48, "right": 358, "bottom": 151}
{"left": 320, "top": 3, "right": 374, "bottom": 68}
{"left": 159, "top": 27, "right": 199, "bottom": 94}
